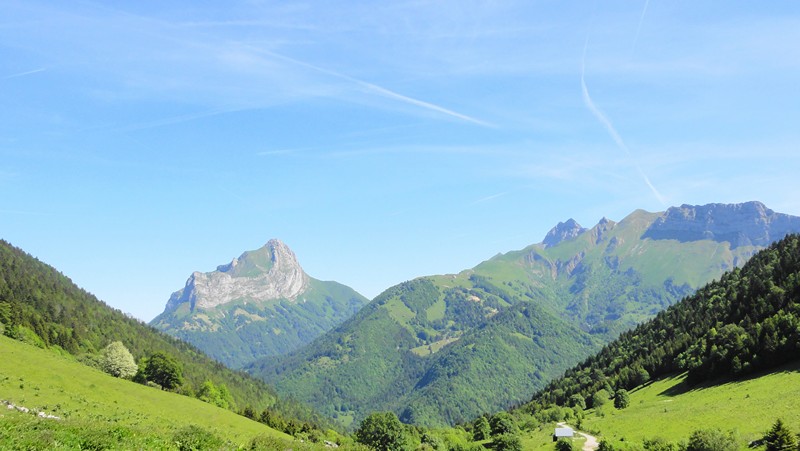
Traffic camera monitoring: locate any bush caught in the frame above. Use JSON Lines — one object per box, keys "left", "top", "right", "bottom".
{"left": 644, "top": 437, "right": 676, "bottom": 451}
{"left": 494, "top": 433, "right": 523, "bottom": 451}
{"left": 597, "top": 439, "right": 615, "bottom": 451}
{"left": 172, "top": 425, "right": 224, "bottom": 451}
{"left": 248, "top": 434, "right": 295, "bottom": 450}
{"left": 685, "top": 429, "right": 737, "bottom": 451}
{"left": 556, "top": 438, "right": 576, "bottom": 451}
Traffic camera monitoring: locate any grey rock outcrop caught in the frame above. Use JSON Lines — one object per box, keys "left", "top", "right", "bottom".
{"left": 642, "top": 201, "right": 800, "bottom": 248}
{"left": 543, "top": 219, "right": 587, "bottom": 248}
{"left": 164, "top": 239, "right": 308, "bottom": 312}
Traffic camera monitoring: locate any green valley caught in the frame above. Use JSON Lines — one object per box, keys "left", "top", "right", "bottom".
{"left": 251, "top": 202, "right": 800, "bottom": 428}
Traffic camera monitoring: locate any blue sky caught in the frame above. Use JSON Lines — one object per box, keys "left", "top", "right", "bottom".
{"left": 2, "top": 1, "right": 800, "bottom": 321}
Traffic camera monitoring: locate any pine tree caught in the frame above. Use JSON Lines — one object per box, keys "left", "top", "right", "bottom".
{"left": 765, "top": 419, "right": 797, "bottom": 451}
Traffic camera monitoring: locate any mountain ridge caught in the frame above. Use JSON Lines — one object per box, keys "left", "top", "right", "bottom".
{"left": 151, "top": 239, "right": 369, "bottom": 368}
{"left": 248, "top": 201, "right": 800, "bottom": 428}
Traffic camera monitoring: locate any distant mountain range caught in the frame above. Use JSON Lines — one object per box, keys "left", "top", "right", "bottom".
{"left": 151, "top": 239, "right": 369, "bottom": 368}
{"left": 244, "top": 201, "right": 800, "bottom": 428}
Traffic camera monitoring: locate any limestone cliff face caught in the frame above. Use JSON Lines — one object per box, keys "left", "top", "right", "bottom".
{"left": 642, "top": 201, "right": 800, "bottom": 248}
{"left": 543, "top": 219, "right": 587, "bottom": 248}
{"left": 164, "top": 239, "right": 309, "bottom": 312}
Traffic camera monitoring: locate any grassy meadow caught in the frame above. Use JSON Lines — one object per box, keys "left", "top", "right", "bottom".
{"left": 521, "top": 361, "right": 800, "bottom": 451}
{"left": 0, "top": 335, "right": 293, "bottom": 449}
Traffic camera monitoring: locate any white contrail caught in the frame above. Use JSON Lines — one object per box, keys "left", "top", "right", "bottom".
{"left": 2, "top": 68, "right": 46, "bottom": 80}
{"left": 631, "top": 0, "right": 651, "bottom": 56}
{"left": 255, "top": 48, "right": 493, "bottom": 127}
{"left": 580, "top": 38, "right": 667, "bottom": 205}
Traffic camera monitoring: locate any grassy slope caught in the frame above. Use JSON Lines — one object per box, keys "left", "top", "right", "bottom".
{"left": 583, "top": 363, "right": 800, "bottom": 447}
{"left": 0, "top": 335, "right": 291, "bottom": 446}
{"left": 518, "top": 362, "right": 800, "bottom": 450}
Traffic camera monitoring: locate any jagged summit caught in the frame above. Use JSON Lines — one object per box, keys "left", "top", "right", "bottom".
{"left": 543, "top": 218, "right": 587, "bottom": 248}
{"left": 642, "top": 201, "right": 800, "bottom": 248}
{"left": 164, "top": 239, "right": 308, "bottom": 313}
{"left": 152, "top": 239, "right": 368, "bottom": 367}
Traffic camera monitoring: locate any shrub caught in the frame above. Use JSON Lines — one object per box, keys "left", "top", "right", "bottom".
{"left": 556, "top": 438, "right": 576, "bottom": 451}
{"left": 172, "top": 425, "right": 224, "bottom": 451}
{"left": 685, "top": 429, "right": 737, "bottom": 451}
{"left": 494, "top": 433, "right": 523, "bottom": 451}
{"left": 101, "top": 341, "right": 137, "bottom": 379}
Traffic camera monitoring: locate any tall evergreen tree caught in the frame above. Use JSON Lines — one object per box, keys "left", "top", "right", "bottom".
{"left": 765, "top": 419, "right": 797, "bottom": 451}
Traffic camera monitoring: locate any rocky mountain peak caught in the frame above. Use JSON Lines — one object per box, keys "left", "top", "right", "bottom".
{"left": 642, "top": 201, "right": 800, "bottom": 248}
{"left": 543, "top": 218, "right": 587, "bottom": 248}
{"left": 164, "top": 239, "right": 309, "bottom": 312}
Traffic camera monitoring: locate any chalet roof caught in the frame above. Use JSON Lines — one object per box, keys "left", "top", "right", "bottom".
{"left": 554, "top": 427, "right": 575, "bottom": 437}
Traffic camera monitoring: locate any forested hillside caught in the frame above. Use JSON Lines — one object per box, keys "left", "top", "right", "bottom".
{"left": 0, "top": 239, "right": 324, "bottom": 428}
{"left": 253, "top": 277, "right": 600, "bottom": 427}
{"left": 523, "top": 233, "right": 800, "bottom": 412}
{"left": 250, "top": 202, "right": 800, "bottom": 428}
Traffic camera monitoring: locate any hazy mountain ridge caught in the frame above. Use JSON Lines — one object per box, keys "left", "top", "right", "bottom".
{"left": 642, "top": 202, "right": 800, "bottom": 248}
{"left": 523, "top": 232, "right": 800, "bottom": 416}
{"left": 151, "top": 240, "right": 369, "bottom": 368}
{"left": 249, "top": 201, "right": 800, "bottom": 428}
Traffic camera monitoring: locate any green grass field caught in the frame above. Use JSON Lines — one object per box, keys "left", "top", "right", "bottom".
{"left": 0, "top": 335, "right": 292, "bottom": 449}
{"left": 521, "top": 361, "right": 800, "bottom": 451}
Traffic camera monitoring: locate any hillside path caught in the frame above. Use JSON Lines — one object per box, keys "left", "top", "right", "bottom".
{"left": 557, "top": 422, "right": 599, "bottom": 451}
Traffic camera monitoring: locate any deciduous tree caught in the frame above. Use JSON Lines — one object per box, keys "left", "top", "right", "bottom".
{"left": 101, "top": 341, "right": 137, "bottom": 379}
{"left": 354, "top": 412, "right": 409, "bottom": 451}
{"left": 143, "top": 351, "right": 183, "bottom": 390}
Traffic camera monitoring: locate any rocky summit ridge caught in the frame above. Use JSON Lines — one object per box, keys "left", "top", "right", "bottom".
{"left": 152, "top": 239, "right": 368, "bottom": 367}
{"left": 164, "top": 239, "right": 308, "bottom": 313}
{"left": 642, "top": 201, "right": 800, "bottom": 248}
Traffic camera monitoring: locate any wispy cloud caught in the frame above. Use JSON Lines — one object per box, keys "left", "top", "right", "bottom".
{"left": 473, "top": 192, "right": 508, "bottom": 204}
{"left": 2, "top": 68, "right": 47, "bottom": 80}
{"left": 251, "top": 48, "right": 493, "bottom": 127}
{"left": 631, "top": 0, "right": 651, "bottom": 56}
{"left": 580, "top": 37, "right": 666, "bottom": 205}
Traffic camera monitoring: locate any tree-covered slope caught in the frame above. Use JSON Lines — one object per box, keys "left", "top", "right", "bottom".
{"left": 522, "top": 233, "right": 800, "bottom": 413}
{"left": 0, "top": 239, "right": 324, "bottom": 426}
{"left": 151, "top": 240, "right": 368, "bottom": 368}
{"left": 249, "top": 202, "right": 800, "bottom": 429}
